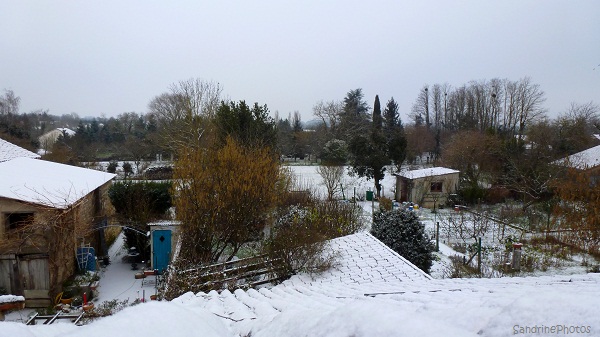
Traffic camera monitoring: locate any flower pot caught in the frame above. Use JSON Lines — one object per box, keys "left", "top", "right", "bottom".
{"left": 150, "top": 295, "right": 158, "bottom": 301}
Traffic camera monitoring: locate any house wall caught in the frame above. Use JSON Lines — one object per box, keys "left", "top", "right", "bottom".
{"left": 0, "top": 180, "right": 115, "bottom": 303}
{"left": 46, "top": 181, "right": 114, "bottom": 297}
{"left": 0, "top": 198, "right": 49, "bottom": 254}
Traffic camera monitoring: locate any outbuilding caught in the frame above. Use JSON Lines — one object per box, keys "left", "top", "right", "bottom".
{"left": 394, "top": 167, "right": 459, "bottom": 208}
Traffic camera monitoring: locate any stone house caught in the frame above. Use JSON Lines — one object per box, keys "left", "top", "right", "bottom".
{"left": 0, "top": 157, "right": 115, "bottom": 307}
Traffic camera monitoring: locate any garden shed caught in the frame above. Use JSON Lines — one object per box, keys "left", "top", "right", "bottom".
{"left": 394, "top": 167, "right": 459, "bottom": 208}
{"left": 148, "top": 220, "right": 180, "bottom": 273}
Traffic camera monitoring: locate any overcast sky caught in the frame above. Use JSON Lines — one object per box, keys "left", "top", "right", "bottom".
{"left": 1, "top": 1, "right": 598, "bottom": 123}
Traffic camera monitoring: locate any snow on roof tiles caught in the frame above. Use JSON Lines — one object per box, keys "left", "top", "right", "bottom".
{"left": 0, "top": 157, "right": 115, "bottom": 208}
{"left": 555, "top": 144, "right": 600, "bottom": 170}
{"left": 0, "top": 137, "right": 40, "bottom": 162}
{"left": 396, "top": 167, "right": 459, "bottom": 180}
{"left": 165, "top": 230, "right": 600, "bottom": 335}
{"left": 173, "top": 272, "right": 600, "bottom": 337}
{"left": 281, "top": 232, "right": 431, "bottom": 288}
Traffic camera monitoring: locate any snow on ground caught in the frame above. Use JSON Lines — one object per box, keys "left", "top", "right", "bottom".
{"left": 3, "top": 165, "right": 600, "bottom": 336}
{"left": 93, "top": 232, "right": 159, "bottom": 304}
{"left": 287, "top": 165, "right": 397, "bottom": 201}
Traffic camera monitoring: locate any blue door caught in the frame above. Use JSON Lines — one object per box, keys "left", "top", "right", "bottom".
{"left": 152, "top": 230, "right": 171, "bottom": 273}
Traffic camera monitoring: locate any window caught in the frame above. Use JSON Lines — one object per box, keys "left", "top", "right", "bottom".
{"left": 430, "top": 181, "right": 443, "bottom": 193}
{"left": 5, "top": 212, "right": 35, "bottom": 231}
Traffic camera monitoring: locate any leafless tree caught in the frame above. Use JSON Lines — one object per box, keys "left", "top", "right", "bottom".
{"left": 148, "top": 78, "right": 223, "bottom": 150}
{"left": 0, "top": 89, "right": 20, "bottom": 115}
{"left": 411, "top": 85, "right": 429, "bottom": 127}
{"left": 312, "top": 100, "right": 344, "bottom": 138}
{"left": 317, "top": 165, "right": 345, "bottom": 201}
{"left": 514, "top": 77, "right": 546, "bottom": 138}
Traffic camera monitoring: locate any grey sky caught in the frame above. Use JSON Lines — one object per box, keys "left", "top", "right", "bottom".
{"left": 1, "top": 1, "right": 598, "bottom": 123}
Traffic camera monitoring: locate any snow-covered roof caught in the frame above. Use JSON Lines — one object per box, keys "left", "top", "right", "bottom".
{"left": 555, "top": 144, "right": 600, "bottom": 170}
{"left": 0, "top": 137, "right": 40, "bottom": 162}
{"left": 168, "top": 270, "right": 600, "bottom": 337}
{"left": 57, "top": 127, "right": 76, "bottom": 136}
{"left": 284, "top": 232, "right": 431, "bottom": 287}
{"left": 38, "top": 128, "right": 76, "bottom": 149}
{"left": 6, "top": 273, "right": 600, "bottom": 337}
{"left": 396, "top": 167, "right": 460, "bottom": 180}
{"left": 149, "top": 220, "right": 181, "bottom": 227}
{"left": 0, "top": 157, "right": 116, "bottom": 208}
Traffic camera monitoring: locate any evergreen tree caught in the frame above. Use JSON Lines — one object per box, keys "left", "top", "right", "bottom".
{"left": 371, "top": 209, "right": 434, "bottom": 273}
{"left": 339, "top": 88, "right": 370, "bottom": 139}
{"left": 348, "top": 95, "right": 388, "bottom": 198}
{"left": 383, "top": 97, "right": 399, "bottom": 130}
{"left": 215, "top": 100, "right": 277, "bottom": 149}
{"left": 372, "top": 95, "right": 382, "bottom": 129}
{"left": 384, "top": 97, "right": 407, "bottom": 171}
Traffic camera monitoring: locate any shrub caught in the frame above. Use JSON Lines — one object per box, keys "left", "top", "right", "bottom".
{"left": 264, "top": 201, "right": 363, "bottom": 279}
{"left": 107, "top": 161, "right": 119, "bottom": 173}
{"left": 379, "top": 197, "right": 393, "bottom": 212}
{"left": 371, "top": 209, "right": 435, "bottom": 273}
{"left": 108, "top": 181, "right": 172, "bottom": 259}
{"left": 144, "top": 166, "right": 173, "bottom": 180}
{"left": 122, "top": 162, "right": 133, "bottom": 176}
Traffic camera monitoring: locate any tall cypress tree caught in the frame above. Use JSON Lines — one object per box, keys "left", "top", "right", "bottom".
{"left": 349, "top": 95, "right": 389, "bottom": 198}
{"left": 373, "top": 95, "right": 382, "bottom": 130}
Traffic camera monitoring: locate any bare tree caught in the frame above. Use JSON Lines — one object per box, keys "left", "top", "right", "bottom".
{"left": 514, "top": 77, "right": 546, "bottom": 138}
{"left": 411, "top": 85, "right": 429, "bottom": 126}
{"left": 148, "top": 79, "right": 223, "bottom": 150}
{"left": 317, "top": 165, "right": 345, "bottom": 201}
{"left": 312, "top": 100, "right": 343, "bottom": 137}
{"left": 0, "top": 89, "right": 20, "bottom": 115}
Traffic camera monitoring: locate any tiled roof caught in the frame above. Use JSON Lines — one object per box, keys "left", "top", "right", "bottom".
{"left": 0, "top": 137, "right": 40, "bottom": 162}
{"left": 170, "top": 230, "right": 599, "bottom": 336}
{"left": 283, "top": 232, "right": 431, "bottom": 288}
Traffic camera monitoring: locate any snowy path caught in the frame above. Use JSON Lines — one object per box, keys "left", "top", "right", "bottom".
{"left": 94, "top": 232, "right": 159, "bottom": 304}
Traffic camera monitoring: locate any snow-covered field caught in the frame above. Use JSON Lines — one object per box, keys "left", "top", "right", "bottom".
{"left": 287, "top": 165, "right": 397, "bottom": 201}
{"left": 2, "top": 165, "right": 599, "bottom": 336}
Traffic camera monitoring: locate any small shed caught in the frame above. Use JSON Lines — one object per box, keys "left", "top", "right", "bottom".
{"left": 148, "top": 221, "right": 180, "bottom": 273}
{"left": 394, "top": 167, "right": 460, "bottom": 208}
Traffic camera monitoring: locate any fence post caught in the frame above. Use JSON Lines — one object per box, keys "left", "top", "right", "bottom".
{"left": 436, "top": 222, "right": 440, "bottom": 252}
{"left": 477, "top": 237, "right": 482, "bottom": 277}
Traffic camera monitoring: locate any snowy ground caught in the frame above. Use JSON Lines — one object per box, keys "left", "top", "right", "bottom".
{"left": 2, "top": 165, "right": 599, "bottom": 336}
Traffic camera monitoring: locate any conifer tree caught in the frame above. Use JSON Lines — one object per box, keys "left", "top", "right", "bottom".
{"left": 371, "top": 209, "right": 434, "bottom": 273}
{"left": 348, "top": 95, "right": 388, "bottom": 197}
